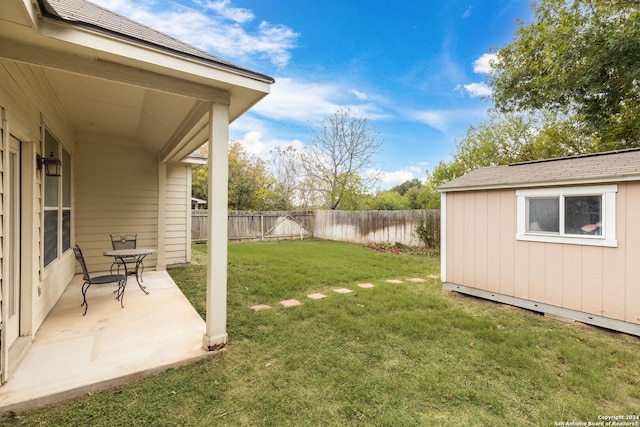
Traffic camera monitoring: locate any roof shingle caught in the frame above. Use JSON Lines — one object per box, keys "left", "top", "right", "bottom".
{"left": 439, "top": 148, "right": 640, "bottom": 192}
{"left": 40, "top": 0, "right": 274, "bottom": 82}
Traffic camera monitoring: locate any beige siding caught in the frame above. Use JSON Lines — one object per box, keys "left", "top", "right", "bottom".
{"left": 624, "top": 184, "right": 640, "bottom": 324}
{"left": 75, "top": 139, "right": 158, "bottom": 272}
{"left": 0, "top": 60, "right": 77, "bottom": 331}
{"left": 498, "top": 190, "right": 515, "bottom": 296}
{"left": 444, "top": 183, "right": 640, "bottom": 327}
{"left": 164, "top": 163, "right": 190, "bottom": 266}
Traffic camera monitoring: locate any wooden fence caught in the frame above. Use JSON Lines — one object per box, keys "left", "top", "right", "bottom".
{"left": 192, "top": 210, "right": 314, "bottom": 243}
{"left": 313, "top": 210, "right": 440, "bottom": 247}
{"left": 192, "top": 209, "right": 440, "bottom": 247}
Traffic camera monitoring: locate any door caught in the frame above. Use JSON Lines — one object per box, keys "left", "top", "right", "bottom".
{"left": 6, "top": 135, "right": 21, "bottom": 347}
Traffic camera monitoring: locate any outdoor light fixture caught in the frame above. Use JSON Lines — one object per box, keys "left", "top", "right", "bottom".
{"left": 37, "top": 152, "right": 62, "bottom": 177}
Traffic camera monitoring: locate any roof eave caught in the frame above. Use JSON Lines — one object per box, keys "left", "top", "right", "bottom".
{"left": 37, "top": 0, "right": 275, "bottom": 85}
{"left": 439, "top": 174, "right": 640, "bottom": 193}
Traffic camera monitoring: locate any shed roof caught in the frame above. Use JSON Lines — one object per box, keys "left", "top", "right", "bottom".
{"left": 439, "top": 148, "right": 640, "bottom": 192}
{"left": 40, "top": 0, "right": 274, "bottom": 83}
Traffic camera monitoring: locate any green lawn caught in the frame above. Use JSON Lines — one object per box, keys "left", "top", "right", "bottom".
{"left": 3, "top": 239, "right": 640, "bottom": 426}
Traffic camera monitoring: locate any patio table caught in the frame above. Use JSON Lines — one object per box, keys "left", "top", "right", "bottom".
{"left": 104, "top": 248, "right": 157, "bottom": 294}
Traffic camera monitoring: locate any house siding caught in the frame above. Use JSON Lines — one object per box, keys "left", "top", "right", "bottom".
{"left": 0, "top": 59, "right": 77, "bottom": 332}
{"left": 165, "top": 162, "right": 190, "bottom": 266}
{"left": 75, "top": 138, "right": 159, "bottom": 272}
{"left": 444, "top": 183, "right": 640, "bottom": 329}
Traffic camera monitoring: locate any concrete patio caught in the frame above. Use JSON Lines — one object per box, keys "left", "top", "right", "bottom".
{"left": 0, "top": 270, "right": 214, "bottom": 413}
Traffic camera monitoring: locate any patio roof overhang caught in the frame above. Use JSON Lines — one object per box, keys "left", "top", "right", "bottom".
{"left": 0, "top": 0, "right": 274, "bottom": 162}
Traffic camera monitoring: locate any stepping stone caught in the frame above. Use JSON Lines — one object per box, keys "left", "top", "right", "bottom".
{"left": 249, "top": 304, "right": 271, "bottom": 311}
{"left": 333, "top": 288, "right": 353, "bottom": 294}
{"left": 307, "top": 293, "right": 327, "bottom": 300}
{"left": 280, "top": 299, "right": 302, "bottom": 307}
{"left": 358, "top": 283, "right": 374, "bottom": 288}
{"left": 386, "top": 279, "right": 402, "bottom": 284}
{"left": 408, "top": 278, "right": 426, "bottom": 282}
{"left": 428, "top": 275, "right": 440, "bottom": 279}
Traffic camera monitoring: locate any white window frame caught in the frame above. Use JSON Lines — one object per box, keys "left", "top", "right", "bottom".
{"left": 516, "top": 185, "right": 617, "bottom": 247}
{"left": 42, "top": 128, "right": 72, "bottom": 269}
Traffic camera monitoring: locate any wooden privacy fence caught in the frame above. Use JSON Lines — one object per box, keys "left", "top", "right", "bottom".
{"left": 192, "top": 210, "right": 314, "bottom": 243}
{"left": 313, "top": 210, "right": 440, "bottom": 247}
{"left": 192, "top": 209, "right": 440, "bottom": 247}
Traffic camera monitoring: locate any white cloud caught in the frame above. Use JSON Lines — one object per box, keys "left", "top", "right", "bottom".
{"left": 463, "top": 82, "right": 492, "bottom": 97}
{"left": 350, "top": 89, "right": 369, "bottom": 101}
{"left": 251, "top": 77, "right": 384, "bottom": 123}
{"left": 199, "top": 0, "right": 254, "bottom": 23}
{"left": 410, "top": 111, "right": 449, "bottom": 133}
{"left": 232, "top": 130, "right": 305, "bottom": 158}
{"left": 366, "top": 166, "right": 424, "bottom": 187}
{"left": 473, "top": 53, "right": 497, "bottom": 74}
{"left": 89, "top": 0, "right": 298, "bottom": 67}
{"left": 462, "top": 6, "right": 472, "bottom": 18}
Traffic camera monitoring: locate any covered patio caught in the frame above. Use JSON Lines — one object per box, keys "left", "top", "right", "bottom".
{"left": 0, "top": 271, "right": 210, "bottom": 412}
{"left": 0, "top": 0, "right": 273, "bottom": 398}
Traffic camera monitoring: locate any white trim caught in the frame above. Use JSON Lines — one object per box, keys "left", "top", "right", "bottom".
{"left": 516, "top": 185, "right": 617, "bottom": 247}
{"left": 440, "top": 192, "right": 447, "bottom": 283}
{"left": 1, "top": 107, "right": 8, "bottom": 383}
{"left": 439, "top": 175, "right": 640, "bottom": 193}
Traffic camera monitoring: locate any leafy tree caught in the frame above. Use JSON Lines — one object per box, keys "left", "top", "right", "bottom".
{"left": 421, "top": 0, "right": 640, "bottom": 205}
{"left": 191, "top": 145, "right": 208, "bottom": 202}
{"left": 363, "top": 190, "right": 410, "bottom": 210}
{"left": 404, "top": 186, "right": 424, "bottom": 209}
{"left": 421, "top": 111, "right": 590, "bottom": 208}
{"left": 193, "top": 142, "right": 279, "bottom": 210}
{"left": 228, "top": 142, "right": 277, "bottom": 210}
{"left": 389, "top": 178, "right": 423, "bottom": 196}
{"left": 192, "top": 165, "right": 209, "bottom": 202}
{"left": 302, "top": 108, "right": 382, "bottom": 209}
{"left": 333, "top": 172, "right": 368, "bottom": 210}
{"left": 490, "top": 0, "right": 640, "bottom": 149}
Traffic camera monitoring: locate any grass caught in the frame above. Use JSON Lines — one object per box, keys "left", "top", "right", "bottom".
{"left": 3, "top": 239, "right": 640, "bottom": 426}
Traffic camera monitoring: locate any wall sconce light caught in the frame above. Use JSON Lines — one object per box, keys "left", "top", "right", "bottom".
{"left": 37, "top": 152, "right": 62, "bottom": 177}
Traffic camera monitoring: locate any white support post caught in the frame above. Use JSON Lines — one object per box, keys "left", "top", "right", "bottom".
{"left": 203, "top": 102, "right": 229, "bottom": 351}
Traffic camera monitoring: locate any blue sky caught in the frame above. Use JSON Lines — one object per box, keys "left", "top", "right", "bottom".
{"left": 91, "top": 0, "right": 533, "bottom": 189}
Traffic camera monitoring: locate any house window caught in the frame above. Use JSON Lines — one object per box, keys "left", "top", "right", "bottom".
{"left": 43, "top": 129, "right": 71, "bottom": 267}
{"left": 516, "top": 185, "right": 617, "bottom": 247}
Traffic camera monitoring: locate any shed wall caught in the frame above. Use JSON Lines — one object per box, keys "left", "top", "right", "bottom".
{"left": 444, "top": 183, "right": 640, "bottom": 328}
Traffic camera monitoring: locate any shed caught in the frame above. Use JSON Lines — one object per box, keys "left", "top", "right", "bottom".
{"left": 439, "top": 148, "right": 640, "bottom": 336}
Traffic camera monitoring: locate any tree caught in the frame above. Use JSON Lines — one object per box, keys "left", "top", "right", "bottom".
{"left": 191, "top": 145, "right": 209, "bottom": 202}
{"left": 389, "top": 178, "right": 423, "bottom": 196}
{"left": 228, "top": 142, "right": 277, "bottom": 210}
{"left": 268, "top": 146, "right": 303, "bottom": 210}
{"left": 193, "top": 142, "right": 279, "bottom": 210}
{"left": 301, "top": 108, "right": 382, "bottom": 209}
{"left": 489, "top": 0, "right": 640, "bottom": 149}
{"left": 333, "top": 172, "right": 368, "bottom": 210}
{"left": 363, "top": 190, "right": 410, "bottom": 210}
{"left": 420, "top": 111, "right": 590, "bottom": 208}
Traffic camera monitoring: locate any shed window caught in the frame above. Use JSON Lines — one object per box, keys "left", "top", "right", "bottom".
{"left": 517, "top": 185, "right": 617, "bottom": 247}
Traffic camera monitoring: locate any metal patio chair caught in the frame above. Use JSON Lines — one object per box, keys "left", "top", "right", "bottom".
{"left": 109, "top": 234, "right": 137, "bottom": 276}
{"left": 73, "top": 245, "right": 126, "bottom": 316}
